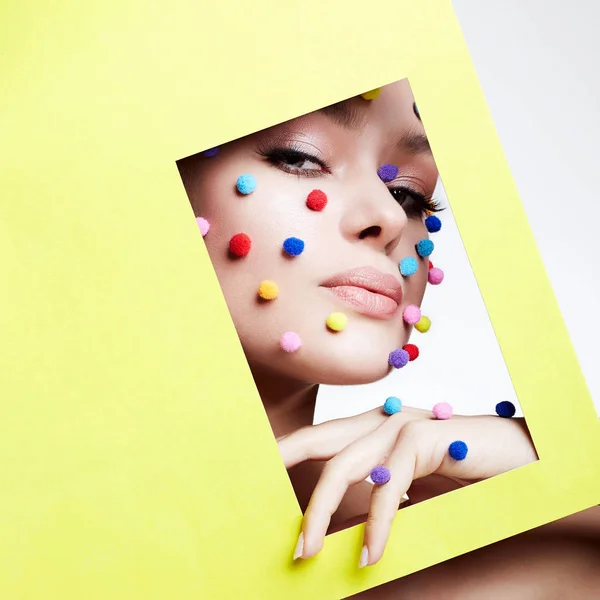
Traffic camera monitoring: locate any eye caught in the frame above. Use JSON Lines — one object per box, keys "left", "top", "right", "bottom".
{"left": 389, "top": 186, "right": 440, "bottom": 218}
{"left": 257, "top": 146, "right": 331, "bottom": 178}
{"left": 282, "top": 153, "right": 322, "bottom": 172}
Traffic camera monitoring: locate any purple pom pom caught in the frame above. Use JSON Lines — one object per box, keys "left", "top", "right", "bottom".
{"left": 389, "top": 348, "right": 410, "bottom": 369}
{"left": 377, "top": 164, "right": 399, "bottom": 183}
{"left": 370, "top": 465, "right": 391, "bottom": 485}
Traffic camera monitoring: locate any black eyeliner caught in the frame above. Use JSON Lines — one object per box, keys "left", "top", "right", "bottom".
{"left": 256, "top": 144, "right": 330, "bottom": 170}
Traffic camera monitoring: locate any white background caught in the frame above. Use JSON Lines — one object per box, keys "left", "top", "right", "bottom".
{"left": 315, "top": 0, "right": 600, "bottom": 423}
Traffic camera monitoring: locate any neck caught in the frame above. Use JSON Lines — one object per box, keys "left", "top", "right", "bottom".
{"left": 250, "top": 363, "right": 318, "bottom": 439}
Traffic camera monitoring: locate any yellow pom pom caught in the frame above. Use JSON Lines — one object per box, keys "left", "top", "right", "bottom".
{"left": 326, "top": 312, "right": 348, "bottom": 332}
{"left": 258, "top": 280, "right": 279, "bottom": 300}
{"left": 415, "top": 316, "right": 431, "bottom": 333}
{"left": 361, "top": 88, "right": 381, "bottom": 100}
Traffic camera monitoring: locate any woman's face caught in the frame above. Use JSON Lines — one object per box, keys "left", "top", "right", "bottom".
{"left": 180, "top": 80, "right": 439, "bottom": 385}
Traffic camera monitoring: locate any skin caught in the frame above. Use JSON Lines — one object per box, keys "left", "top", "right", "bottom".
{"left": 179, "top": 80, "right": 600, "bottom": 596}
{"left": 180, "top": 81, "right": 436, "bottom": 392}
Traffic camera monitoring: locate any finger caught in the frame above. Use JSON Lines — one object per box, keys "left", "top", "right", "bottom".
{"left": 301, "top": 415, "right": 403, "bottom": 558}
{"left": 278, "top": 407, "right": 388, "bottom": 469}
{"left": 362, "top": 424, "right": 423, "bottom": 566}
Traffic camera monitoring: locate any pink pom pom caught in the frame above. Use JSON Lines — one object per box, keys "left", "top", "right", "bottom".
{"left": 428, "top": 267, "right": 444, "bottom": 285}
{"left": 280, "top": 332, "right": 302, "bottom": 353}
{"left": 432, "top": 402, "right": 453, "bottom": 420}
{"left": 196, "top": 217, "right": 210, "bottom": 237}
{"left": 403, "top": 305, "right": 421, "bottom": 325}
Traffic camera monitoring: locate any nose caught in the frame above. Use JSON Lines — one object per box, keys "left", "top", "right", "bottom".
{"left": 339, "top": 170, "right": 408, "bottom": 255}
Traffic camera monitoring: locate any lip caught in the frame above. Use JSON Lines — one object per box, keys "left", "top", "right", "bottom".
{"left": 320, "top": 266, "right": 404, "bottom": 319}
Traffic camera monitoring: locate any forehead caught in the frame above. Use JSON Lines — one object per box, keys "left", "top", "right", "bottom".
{"left": 321, "top": 80, "right": 417, "bottom": 131}
{"left": 250, "top": 80, "right": 425, "bottom": 154}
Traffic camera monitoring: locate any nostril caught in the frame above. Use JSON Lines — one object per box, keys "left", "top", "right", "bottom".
{"left": 359, "top": 225, "right": 381, "bottom": 239}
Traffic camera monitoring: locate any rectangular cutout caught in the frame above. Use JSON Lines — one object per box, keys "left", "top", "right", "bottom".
{"left": 176, "top": 79, "right": 537, "bottom": 542}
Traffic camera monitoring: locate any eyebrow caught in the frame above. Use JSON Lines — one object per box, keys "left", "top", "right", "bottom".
{"left": 320, "top": 101, "right": 432, "bottom": 156}
{"left": 397, "top": 131, "right": 432, "bottom": 156}
{"left": 319, "top": 101, "right": 367, "bottom": 130}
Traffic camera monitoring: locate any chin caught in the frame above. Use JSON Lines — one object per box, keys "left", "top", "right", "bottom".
{"left": 310, "top": 352, "right": 393, "bottom": 386}
{"left": 239, "top": 316, "right": 409, "bottom": 387}
{"left": 254, "top": 343, "right": 398, "bottom": 387}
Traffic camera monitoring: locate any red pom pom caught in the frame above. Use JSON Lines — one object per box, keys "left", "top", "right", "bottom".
{"left": 229, "top": 233, "right": 252, "bottom": 257}
{"left": 403, "top": 343, "right": 419, "bottom": 361}
{"left": 428, "top": 260, "right": 434, "bottom": 271}
{"left": 306, "top": 189, "right": 328, "bottom": 211}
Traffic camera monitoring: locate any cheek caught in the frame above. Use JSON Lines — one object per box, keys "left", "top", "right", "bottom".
{"left": 393, "top": 221, "right": 430, "bottom": 304}
{"left": 190, "top": 160, "right": 334, "bottom": 320}
{"left": 196, "top": 159, "right": 323, "bottom": 240}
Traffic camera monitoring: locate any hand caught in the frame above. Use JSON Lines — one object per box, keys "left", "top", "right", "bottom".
{"left": 278, "top": 406, "right": 537, "bottom": 567}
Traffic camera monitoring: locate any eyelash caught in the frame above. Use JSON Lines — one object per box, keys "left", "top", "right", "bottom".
{"left": 389, "top": 187, "right": 441, "bottom": 218}
{"left": 257, "top": 145, "right": 441, "bottom": 217}
{"left": 257, "top": 145, "right": 331, "bottom": 178}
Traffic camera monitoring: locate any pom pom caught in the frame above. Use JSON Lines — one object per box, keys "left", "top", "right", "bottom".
{"left": 448, "top": 440, "right": 468, "bottom": 461}
{"left": 236, "top": 174, "right": 257, "bottom": 195}
{"left": 370, "top": 465, "right": 391, "bottom": 485}
{"left": 428, "top": 267, "right": 444, "bottom": 285}
{"left": 202, "top": 147, "right": 219, "bottom": 157}
{"left": 495, "top": 401, "right": 516, "bottom": 418}
{"left": 280, "top": 332, "right": 302, "bottom": 353}
{"left": 416, "top": 238, "right": 434, "bottom": 258}
{"left": 361, "top": 88, "right": 381, "bottom": 100}
{"left": 389, "top": 348, "right": 410, "bottom": 369}
{"left": 425, "top": 214, "right": 442, "bottom": 233}
{"left": 258, "top": 280, "right": 279, "bottom": 300}
{"left": 196, "top": 217, "right": 210, "bottom": 236}
{"left": 428, "top": 260, "right": 434, "bottom": 271}
{"left": 283, "top": 237, "right": 305, "bottom": 256}
{"left": 432, "top": 402, "right": 453, "bottom": 420}
{"left": 399, "top": 256, "right": 418, "bottom": 277}
{"left": 228, "top": 233, "right": 252, "bottom": 257}
{"left": 326, "top": 312, "right": 348, "bottom": 332}
{"left": 306, "top": 189, "right": 327, "bottom": 211}
{"left": 414, "top": 315, "right": 431, "bottom": 333}
{"left": 403, "top": 343, "right": 419, "bottom": 361}
{"left": 403, "top": 305, "right": 421, "bottom": 325}
{"left": 377, "top": 164, "right": 399, "bottom": 183}
{"left": 383, "top": 396, "right": 402, "bottom": 415}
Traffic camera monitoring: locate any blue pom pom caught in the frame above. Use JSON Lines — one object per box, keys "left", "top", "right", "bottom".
{"left": 416, "top": 238, "right": 434, "bottom": 258}
{"left": 448, "top": 440, "right": 468, "bottom": 461}
{"left": 236, "top": 174, "right": 257, "bottom": 195}
{"left": 425, "top": 215, "right": 441, "bottom": 233}
{"left": 495, "top": 401, "right": 516, "bottom": 418}
{"left": 399, "top": 256, "right": 418, "bottom": 277}
{"left": 383, "top": 396, "right": 402, "bottom": 415}
{"left": 283, "top": 237, "right": 305, "bottom": 256}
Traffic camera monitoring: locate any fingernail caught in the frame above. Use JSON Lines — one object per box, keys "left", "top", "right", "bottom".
{"left": 293, "top": 532, "right": 304, "bottom": 560}
{"left": 359, "top": 545, "right": 369, "bottom": 568}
